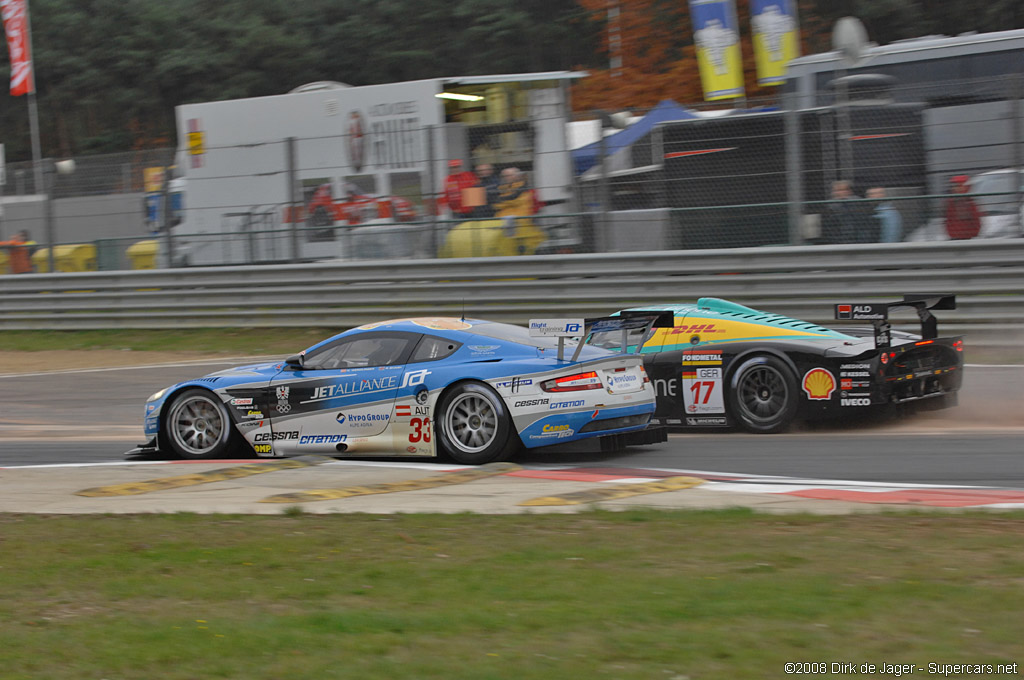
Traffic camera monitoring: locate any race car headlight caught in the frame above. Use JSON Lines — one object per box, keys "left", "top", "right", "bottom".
{"left": 540, "top": 371, "right": 603, "bottom": 392}
{"left": 147, "top": 387, "right": 169, "bottom": 403}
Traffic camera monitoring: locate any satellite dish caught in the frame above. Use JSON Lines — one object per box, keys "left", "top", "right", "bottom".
{"left": 832, "top": 17, "right": 868, "bottom": 67}
{"left": 289, "top": 81, "right": 351, "bottom": 94}
{"left": 608, "top": 111, "right": 632, "bottom": 129}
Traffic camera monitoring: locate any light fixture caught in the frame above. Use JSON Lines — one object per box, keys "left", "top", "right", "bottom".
{"left": 435, "top": 92, "right": 484, "bottom": 102}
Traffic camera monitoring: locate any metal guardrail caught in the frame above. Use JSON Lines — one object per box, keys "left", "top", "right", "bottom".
{"left": 1, "top": 240, "right": 1022, "bottom": 348}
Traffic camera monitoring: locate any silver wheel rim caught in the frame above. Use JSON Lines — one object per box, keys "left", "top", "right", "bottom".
{"left": 168, "top": 395, "right": 226, "bottom": 456}
{"left": 443, "top": 392, "right": 499, "bottom": 454}
{"left": 737, "top": 365, "right": 789, "bottom": 425}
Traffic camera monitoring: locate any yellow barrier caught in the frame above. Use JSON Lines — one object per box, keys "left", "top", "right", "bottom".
{"left": 0, "top": 251, "right": 9, "bottom": 275}
{"left": 126, "top": 240, "right": 159, "bottom": 269}
{"left": 32, "top": 244, "right": 98, "bottom": 273}
{"left": 438, "top": 218, "right": 546, "bottom": 258}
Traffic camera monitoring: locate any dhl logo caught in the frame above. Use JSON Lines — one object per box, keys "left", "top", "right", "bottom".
{"left": 670, "top": 323, "right": 726, "bottom": 335}
{"left": 644, "top": 317, "right": 838, "bottom": 353}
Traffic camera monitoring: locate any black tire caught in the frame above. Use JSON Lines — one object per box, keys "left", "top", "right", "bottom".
{"left": 728, "top": 355, "right": 799, "bottom": 434}
{"left": 162, "top": 389, "right": 236, "bottom": 459}
{"left": 436, "top": 382, "right": 520, "bottom": 465}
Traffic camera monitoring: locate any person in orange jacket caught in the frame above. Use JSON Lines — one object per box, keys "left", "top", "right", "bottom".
{"left": 0, "top": 230, "right": 35, "bottom": 274}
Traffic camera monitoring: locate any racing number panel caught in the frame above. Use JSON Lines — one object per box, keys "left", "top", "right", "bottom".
{"left": 647, "top": 348, "right": 734, "bottom": 428}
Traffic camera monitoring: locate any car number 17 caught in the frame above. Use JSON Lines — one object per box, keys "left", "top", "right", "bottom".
{"left": 682, "top": 367, "right": 725, "bottom": 414}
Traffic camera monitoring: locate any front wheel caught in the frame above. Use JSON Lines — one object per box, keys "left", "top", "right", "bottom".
{"left": 436, "top": 382, "right": 520, "bottom": 465}
{"left": 163, "top": 389, "right": 235, "bottom": 459}
{"left": 728, "top": 356, "right": 799, "bottom": 434}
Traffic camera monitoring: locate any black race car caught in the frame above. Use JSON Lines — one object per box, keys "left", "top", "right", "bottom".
{"left": 598, "top": 295, "right": 963, "bottom": 433}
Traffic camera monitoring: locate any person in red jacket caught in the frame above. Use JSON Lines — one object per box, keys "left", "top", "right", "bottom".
{"left": 438, "top": 159, "right": 479, "bottom": 220}
{"left": 944, "top": 174, "right": 982, "bottom": 240}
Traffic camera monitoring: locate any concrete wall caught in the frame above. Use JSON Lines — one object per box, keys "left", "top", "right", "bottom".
{"left": 0, "top": 193, "right": 149, "bottom": 244}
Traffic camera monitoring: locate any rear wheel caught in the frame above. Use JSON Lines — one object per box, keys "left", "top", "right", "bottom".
{"left": 728, "top": 356, "right": 798, "bottom": 434}
{"left": 163, "top": 389, "right": 236, "bottom": 459}
{"left": 436, "top": 382, "right": 519, "bottom": 465}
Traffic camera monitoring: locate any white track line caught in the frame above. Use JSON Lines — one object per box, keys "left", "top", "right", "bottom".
{"left": 0, "top": 458, "right": 467, "bottom": 471}
{"left": 0, "top": 355, "right": 283, "bottom": 379}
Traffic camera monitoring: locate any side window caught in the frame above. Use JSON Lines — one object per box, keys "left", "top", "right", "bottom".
{"left": 305, "top": 333, "right": 415, "bottom": 370}
{"left": 410, "top": 335, "right": 461, "bottom": 363}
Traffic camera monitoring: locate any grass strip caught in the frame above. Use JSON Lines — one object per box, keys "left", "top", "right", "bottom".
{"left": 1, "top": 509, "right": 1022, "bottom": 679}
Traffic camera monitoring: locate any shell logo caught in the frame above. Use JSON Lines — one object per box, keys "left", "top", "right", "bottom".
{"left": 802, "top": 368, "right": 836, "bottom": 400}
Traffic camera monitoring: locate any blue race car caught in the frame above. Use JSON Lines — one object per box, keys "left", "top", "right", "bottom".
{"left": 133, "top": 314, "right": 671, "bottom": 464}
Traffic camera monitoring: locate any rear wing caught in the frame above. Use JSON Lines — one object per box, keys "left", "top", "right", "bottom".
{"left": 833, "top": 294, "right": 956, "bottom": 349}
{"left": 528, "top": 311, "right": 674, "bottom": 361}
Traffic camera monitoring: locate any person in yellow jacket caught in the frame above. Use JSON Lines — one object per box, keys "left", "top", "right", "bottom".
{"left": 493, "top": 168, "right": 546, "bottom": 255}
{"left": 0, "top": 230, "right": 36, "bottom": 274}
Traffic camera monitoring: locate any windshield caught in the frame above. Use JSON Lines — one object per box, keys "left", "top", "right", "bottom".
{"left": 588, "top": 326, "right": 656, "bottom": 353}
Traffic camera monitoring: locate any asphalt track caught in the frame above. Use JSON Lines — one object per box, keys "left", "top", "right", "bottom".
{"left": 1, "top": 359, "right": 1021, "bottom": 488}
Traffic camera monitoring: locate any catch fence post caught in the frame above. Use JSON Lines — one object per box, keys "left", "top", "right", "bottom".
{"left": 1011, "top": 74, "right": 1023, "bottom": 225}
{"left": 785, "top": 90, "right": 804, "bottom": 245}
{"left": 286, "top": 137, "right": 299, "bottom": 263}
{"left": 426, "top": 124, "right": 439, "bottom": 257}
{"left": 161, "top": 166, "right": 175, "bottom": 267}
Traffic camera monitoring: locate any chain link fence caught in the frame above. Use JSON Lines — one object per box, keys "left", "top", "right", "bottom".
{"left": 1, "top": 73, "right": 1022, "bottom": 274}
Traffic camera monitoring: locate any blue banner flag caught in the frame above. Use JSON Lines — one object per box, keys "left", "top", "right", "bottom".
{"left": 689, "top": 0, "right": 745, "bottom": 101}
{"left": 751, "top": 0, "right": 800, "bottom": 86}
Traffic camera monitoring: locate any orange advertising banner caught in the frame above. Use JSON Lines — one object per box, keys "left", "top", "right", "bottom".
{"left": 1, "top": 0, "right": 34, "bottom": 96}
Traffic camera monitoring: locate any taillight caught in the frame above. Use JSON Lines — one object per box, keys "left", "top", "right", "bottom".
{"left": 915, "top": 340, "right": 934, "bottom": 346}
{"left": 640, "top": 364, "right": 650, "bottom": 384}
{"left": 540, "top": 371, "right": 603, "bottom": 392}
{"left": 953, "top": 340, "right": 963, "bottom": 352}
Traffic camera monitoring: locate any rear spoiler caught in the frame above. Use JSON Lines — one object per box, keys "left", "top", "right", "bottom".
{"left": 528, "top": 311, "right": 674, "bottom": 361}
{"left": 833, "top": 294, "right": 956, "bottom": 349}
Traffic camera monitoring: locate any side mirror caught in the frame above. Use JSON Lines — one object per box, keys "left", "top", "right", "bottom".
{"left": 285, "top": 354, "right": 304, "bottom": 370}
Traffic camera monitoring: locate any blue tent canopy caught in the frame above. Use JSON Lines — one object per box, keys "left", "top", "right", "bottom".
{"left": 572, "top": 100, "right": 701, "bottom": 176}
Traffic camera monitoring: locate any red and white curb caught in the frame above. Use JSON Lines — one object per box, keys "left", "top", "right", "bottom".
{"left": 507, "top": 466, "right": 1024, "bottom": 509}
{"left": 3, "top": 459, "right": 1024, "bottom": 508}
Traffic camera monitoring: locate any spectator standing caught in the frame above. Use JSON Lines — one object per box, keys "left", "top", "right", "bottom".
{"left": 494, "top": 168, "right": 535, "bottom": 219}
{"left": 472, "top": 163, "right": 500, "bottom": 218}
{"left": 493, "top": 168, "right": 545, "bottom": 254}
{"left": 438, "top": 159, "right": 478, "bottom": 221}
{"left": 867, "top": 186, "right": 903, "bottom": 243}
{"left": 822, "top": 180, "right": 870, "bottom": 243}
{"left": 944, "top": 174, "right": 982, "bottom": 240}
{"left": 0, "top": 230, "right": 36, "bottom": 274}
